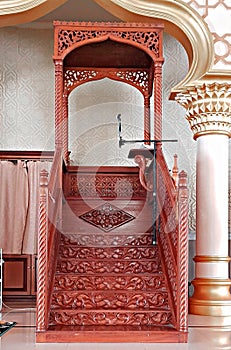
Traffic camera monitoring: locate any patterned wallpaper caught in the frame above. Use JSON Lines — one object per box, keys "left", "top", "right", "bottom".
{"left": 0, "top": 26, "right": 224, "bottom": 232}
{"left": 183, "top": 0, "right": 231, "bottom": 70}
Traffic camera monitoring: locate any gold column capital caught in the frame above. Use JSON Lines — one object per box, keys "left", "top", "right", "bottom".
{"left": 176, "top": 83, "right": 231, "bottom": 139}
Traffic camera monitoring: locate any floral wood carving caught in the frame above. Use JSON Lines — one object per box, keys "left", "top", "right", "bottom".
{"left": 56, "top": 24, "right": 162, "bottom": 58}
{"left": 60, "top": 233, "right": 153, "bottom": 247}
{"left": 59, "top": 246, "right": 158, "bottom": 260}
{"left": 79, "top": 202, "right": 135, "bottom": 232}
{"left": 56, "top": 259, "right": 161, "bottom": 274}
{"left": 50, "top": 309, "right": 172, "bottom": 326}
{"left": 54, "top": 274, "right": 166, "bottom": 291}
{"left": 51, "top": 290, "right": 169, "bottom": 309}
{"left": 64, "top": 68, "right": 150, "bottom": 95}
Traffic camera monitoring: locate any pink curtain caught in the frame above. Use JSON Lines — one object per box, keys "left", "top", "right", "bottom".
{"left": 22, "top": 161, "right": 51, "bottom": 255}
{"left": 0, "top": 160, "right": 52, "bottom": 255}
{"left": 0, "top": 161, "right": 28, "bottom": 254}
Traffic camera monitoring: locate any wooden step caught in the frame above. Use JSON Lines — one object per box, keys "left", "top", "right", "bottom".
{"left": 49, "top": 309, "right": 173, "bottom": 326}
{"left": 37, "top": 324, "right": 188, "bottom": 343}
{"left": 56, "top": 258, "right": 162, "bottom": 274}
{"left": 50, "top": 290, "right": 169, "bottom": 310}
{"left": 58, "top": 245, "right": 159, "bottom": 260}
{"left": 60, "top": 232, "right": 154, "bottom": 247}
{"left": 53, "top": 273, "right": 166, "bottom": 291}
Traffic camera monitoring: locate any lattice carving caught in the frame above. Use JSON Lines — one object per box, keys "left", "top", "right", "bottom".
{"left": 64, "top": 69, "right": 98, "bottom": 90}
{"left": 116, "top": 70, "right": 149, "bottom": 92}
{"left": 56, "top": 25, "right": 161, "bottom": 58}
{"left": 64, "top": 68, "right": 150, "bottom": 95}
{"left": 50, "top": 309, "right": 172, "bottom": 326}
{"left": 66, "top": 173, "right": 146, "bottom": 199}
{"left": 54, "top": 274, "right": 166, "bottom": 291}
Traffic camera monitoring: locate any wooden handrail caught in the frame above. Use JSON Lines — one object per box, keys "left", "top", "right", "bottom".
{"left": 155, "top": 148, "right": 188, "bottom": 331}
{"left": 37, "top": 146, "right": 64, "bottom": 333}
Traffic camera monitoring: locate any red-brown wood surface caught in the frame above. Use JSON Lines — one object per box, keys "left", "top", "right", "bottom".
{"left": 52, "top": 21, "right": 164, "bottom": 162}
{"left": 36, "top": 21, "right": 189, "bottom": 343}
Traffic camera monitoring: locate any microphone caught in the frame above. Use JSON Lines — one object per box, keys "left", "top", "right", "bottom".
{"left": 117, "top": 114, "right": 121, "bottom": 138}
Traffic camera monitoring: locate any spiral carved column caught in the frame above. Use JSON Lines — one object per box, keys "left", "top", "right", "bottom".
{"left": 176, "top": 82, "right": 231, "bottom": 317}
{"left": 54, "top": 59, "right": 64, "bottom": 150}
{"left": 154, "top": 61, "right": 163, "bottom": 142}
{"left": 62, "top": 93, "right": 69, "bottom": 163}
{"left": 144, "top": 95, "right": 151, "bottom": 144}
{"left": 36, "top": 169, "right": 49, "bottom": 332}
{"left": 177, "top": 170, "right": 189, "bottom": 332}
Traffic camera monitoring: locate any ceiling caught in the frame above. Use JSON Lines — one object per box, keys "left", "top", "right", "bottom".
{"left": 32, "top": 0, "right": 120, "bottom": 27}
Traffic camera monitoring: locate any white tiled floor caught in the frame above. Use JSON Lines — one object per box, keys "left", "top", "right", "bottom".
{"left": 1, "top": 306, "right": 231, "bottom": 350}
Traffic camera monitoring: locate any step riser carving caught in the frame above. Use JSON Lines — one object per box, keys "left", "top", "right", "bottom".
{"left": 60, "top": 234, "right": 153, "bottom": 247}
{"left": 51, "top": 291, "right": 169, "bottom": 310}
{"left": 54, "top": 274, "right": 166, "bottom": 291}
{"left": 57, "top": 259, "right": 162, "bottom": 274}
{"left": 59, "top": 246, "right": 159, "bottom": 260}
{"left": 50, "top": 310, "right": 172, "bottom": 326}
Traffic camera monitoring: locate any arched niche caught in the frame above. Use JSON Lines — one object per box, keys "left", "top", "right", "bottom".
{"left": 53, "top": 21, "right": 164, "bottom": 163}
{"left": 68, "top": 77, "right": 145, "bottom": 166}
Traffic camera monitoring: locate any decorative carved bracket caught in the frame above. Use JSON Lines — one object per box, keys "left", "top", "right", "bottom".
{"left": 134, "top": 154, "right": 153, "bottom": 192}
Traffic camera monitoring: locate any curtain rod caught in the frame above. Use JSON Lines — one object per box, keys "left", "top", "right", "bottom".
{"left": 0, "top": 151, "right": 54, "bottom": 161}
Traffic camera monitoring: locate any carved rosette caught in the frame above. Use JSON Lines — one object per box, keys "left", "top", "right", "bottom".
{"left": 176, "top": 83, "right": 231, "bottom": 139}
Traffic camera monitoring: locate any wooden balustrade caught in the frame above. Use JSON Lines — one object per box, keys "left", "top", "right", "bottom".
{"left": 155, "top": 148, "right": 188, "bottom": 331}
{"left": 37, "top": 147, "right": 64, "bottom": 333}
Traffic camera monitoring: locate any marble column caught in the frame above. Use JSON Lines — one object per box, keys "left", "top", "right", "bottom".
{"left": 176, "top": 82, "right": 231, "bottom": 316}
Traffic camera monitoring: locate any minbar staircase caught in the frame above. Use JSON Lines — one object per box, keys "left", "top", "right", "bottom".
{"left": 50, "top": 232, "right": 172, "bottom": 329}
{"left": 36, "top": 149, "right": 189, "bottom": 343}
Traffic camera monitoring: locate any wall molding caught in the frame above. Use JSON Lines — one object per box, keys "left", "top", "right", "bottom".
{"left": 0, "top": 0, "right": 46, "bottom": 15}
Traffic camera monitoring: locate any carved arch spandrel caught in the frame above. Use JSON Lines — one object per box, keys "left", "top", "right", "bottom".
{"left": 64, "top": 68, "right": 151, "bottom": 96}
{"left": 53, "top": 21, "right": 164, "bottom": 61}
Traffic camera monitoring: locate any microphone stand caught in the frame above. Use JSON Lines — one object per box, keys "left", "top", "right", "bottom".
{"left": 116, "top": 114, "right": 177, "bottom": 244}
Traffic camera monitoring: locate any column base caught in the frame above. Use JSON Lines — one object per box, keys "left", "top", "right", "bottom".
{"left": 189, "top": 278, "right": 231, "bottom": 316}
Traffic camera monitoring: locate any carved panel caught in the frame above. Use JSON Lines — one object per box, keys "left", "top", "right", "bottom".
{"left": 60, "top": 233, "right": 153, "bottom": 247}
{"left": 56, "top": 259, "right": 162, "bottom": 274}
{"left": 54, "top": 274, "right": 166, "bottom": 291}
{"left": 66, "top": 173, "right": 146, "bottom": 199}
{"left": 59, "top": 246, "right": 158, "bottom": 260}
{"left": 64, "top": 68, "right": 149, "bottom": 95}
{"left": 50, "top": 309, "right": 172, "bottom": 326}
{"left": 79, "top": 202, "right": 135, "bottom": 232}
{"left": 56, "top": 24, "right": 161, "bottom": 58}
{"left": 51, "top": 291, "right": 169, "bottom": 310}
